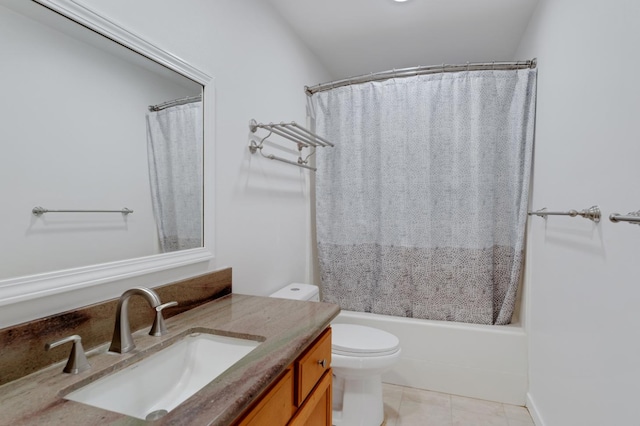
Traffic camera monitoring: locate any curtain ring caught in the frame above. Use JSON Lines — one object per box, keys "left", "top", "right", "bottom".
{"left": 466, "top": 62, "right": 470, "bottom": 72}
{"left": 492, "top": 61, "right": 495, "bottom": 70}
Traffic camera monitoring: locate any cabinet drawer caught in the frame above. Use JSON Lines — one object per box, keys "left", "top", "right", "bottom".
{"left": 295, "top": 328, "right": 332, "bottom": 406}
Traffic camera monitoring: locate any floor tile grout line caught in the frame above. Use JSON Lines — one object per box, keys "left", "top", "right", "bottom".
{"left": 386, "top": 384, "right": 534, "bottom": 425}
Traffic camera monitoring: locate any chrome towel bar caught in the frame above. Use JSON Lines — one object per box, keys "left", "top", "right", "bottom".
{"left": 609, "top": 211, "right": 640, "bottom": 225}
{"left": 528, "top": 206, "right": 601, "bottom": 223}
{"left": 250, "top": 120, "right": 334, "bottom": 148}
{"left": 248, "top": 119, "right": 334, "bottom": 171}
{"left": 32, "top": 207, "right": 133, "bottom": 216}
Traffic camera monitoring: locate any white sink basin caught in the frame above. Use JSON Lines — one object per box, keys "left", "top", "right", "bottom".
{"left": 65, "top": 332, "right": 261, "bottom": 420}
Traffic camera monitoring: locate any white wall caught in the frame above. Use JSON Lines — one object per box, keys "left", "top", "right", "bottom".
{"left": 0, "top": 0, "right": 330, "bottom": 327}
{"left": 516, "top": 1, "right": 640, "bottom": 424}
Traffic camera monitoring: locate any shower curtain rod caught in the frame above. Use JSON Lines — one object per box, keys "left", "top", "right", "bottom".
{"left": 148, "top": 94, "right": 202, "bottom": 112}
{"left": 305, "top": 58, "right": 537, "bottom": 95}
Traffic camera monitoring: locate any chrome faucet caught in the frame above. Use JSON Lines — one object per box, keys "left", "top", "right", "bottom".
{"left": 108, "top": 287, "right": 177, "bottom": 353}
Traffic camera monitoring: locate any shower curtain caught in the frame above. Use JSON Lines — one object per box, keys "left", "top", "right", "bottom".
{"left": 146, "top": 102, "right": 203, "bottom": 252}
{"left": 313, "top": 69, "right": 536, "bottom": 325}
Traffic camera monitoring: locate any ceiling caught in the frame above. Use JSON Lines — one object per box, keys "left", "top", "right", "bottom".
{"left": 266, "top": 0, "right": 539, "bottom": 81}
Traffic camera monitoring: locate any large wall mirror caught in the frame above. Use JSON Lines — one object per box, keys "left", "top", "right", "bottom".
{"left": 0, "top": 0, "right": 214, "bottom": 308}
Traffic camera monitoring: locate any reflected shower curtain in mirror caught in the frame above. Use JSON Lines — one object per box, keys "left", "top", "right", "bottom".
{"left": 313, "top": 69, "right": 536, "bottom": 325}
{"left": 146, "top": 102, "right": 203, "bottom": 252}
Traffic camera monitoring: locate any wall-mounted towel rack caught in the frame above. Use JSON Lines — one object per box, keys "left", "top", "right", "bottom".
{"left": 32, "top": 207, "right": 133, "bottom": 216}
{"left": 609, "top": 210, "right": 640, "bottom": 225}
{"left": 528, "top": 206, "right": 601, "bottom": 223}
{"left": 248, "top": 119, "right": 334, "bottom": 171}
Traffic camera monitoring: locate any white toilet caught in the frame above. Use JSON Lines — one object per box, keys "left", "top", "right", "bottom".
{"left": 269, "top": 284, "right": 401, "bottom": 426}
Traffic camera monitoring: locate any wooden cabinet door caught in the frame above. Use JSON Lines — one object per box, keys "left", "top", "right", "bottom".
{"left": 288, "top": 369, "right": 332, "bottom": 426}
{"left": 232, "top": 327, "right": 333, "bottom": 426}
{"left": 234, "top": 367, "right": 294, "bottom": 426}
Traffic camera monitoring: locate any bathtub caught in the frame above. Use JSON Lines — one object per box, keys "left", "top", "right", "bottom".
{"left": 332, "top": 311, "right": 527, "bottom": 406}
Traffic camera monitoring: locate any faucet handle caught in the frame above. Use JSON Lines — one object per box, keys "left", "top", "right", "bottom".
{"left": 149, "top": 301, "right": 178, "bottom": 337}
{"left": 45, "top": 334, "right": 90, "bottom": 374}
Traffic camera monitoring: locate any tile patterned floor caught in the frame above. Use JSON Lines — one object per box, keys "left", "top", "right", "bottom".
{"left": 382, "top": 384, "right": 535, "bottom": 426}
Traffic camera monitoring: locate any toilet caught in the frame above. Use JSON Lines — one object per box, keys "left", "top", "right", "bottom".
{"left": 269, "top": 284, "right": 401, "bottom": 426}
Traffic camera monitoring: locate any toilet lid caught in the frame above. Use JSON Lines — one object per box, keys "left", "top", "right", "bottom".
{"left": 331, "top": 324, "right": 400, "bottom": 357}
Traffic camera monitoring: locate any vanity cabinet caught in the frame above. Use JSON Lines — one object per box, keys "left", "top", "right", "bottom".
{"left": 233, "top": 328, "right": 332, "bottom": 426}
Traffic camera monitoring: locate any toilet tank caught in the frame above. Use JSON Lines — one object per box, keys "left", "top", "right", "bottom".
{"left": 269, "top": 283, "right": 319, "bottom": 302}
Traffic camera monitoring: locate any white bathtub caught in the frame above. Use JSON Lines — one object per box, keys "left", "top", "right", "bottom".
{"left": 332, "top": 311, "right": 527, "bottom": 406}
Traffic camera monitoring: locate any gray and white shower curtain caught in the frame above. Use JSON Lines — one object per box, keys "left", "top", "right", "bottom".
{"left": 313, "top": 69, "right": 536, "bottom": 325}
{"left": 146, "top": 102, "right": 203, "bottom": 252}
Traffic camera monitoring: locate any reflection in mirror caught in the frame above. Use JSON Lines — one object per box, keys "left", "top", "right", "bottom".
{"left": 0, "top": 0, "right": 204, "bottom": 281}
{"left": 146, "top": 98, "right": 203, "bottom": 252}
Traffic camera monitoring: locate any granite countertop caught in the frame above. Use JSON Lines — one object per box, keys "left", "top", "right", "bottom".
{"left": 0, "top": 294, "right": 340, "bottom": 425}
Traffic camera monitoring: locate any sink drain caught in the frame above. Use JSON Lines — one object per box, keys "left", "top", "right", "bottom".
{"left": 145, "top": 409, "right": 169, "bottom": 421}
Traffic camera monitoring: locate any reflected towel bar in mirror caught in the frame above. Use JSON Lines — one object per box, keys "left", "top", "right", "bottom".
{"left": 32, "top": 207, "right": 133, "bottom": 216}
{"left": 528, "top": 206, "right": 601, "bottom": 223}
{"left": 609, "top": 210, "right": 640, "bottom": 225}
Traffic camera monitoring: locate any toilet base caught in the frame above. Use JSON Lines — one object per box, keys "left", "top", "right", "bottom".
{"left": 332, "top": 373, "right": 384, "bottom": 426}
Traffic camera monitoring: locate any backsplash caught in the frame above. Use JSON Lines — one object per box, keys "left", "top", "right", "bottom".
{"left": 0, "top": 268, "right": 231, "bottom": 386}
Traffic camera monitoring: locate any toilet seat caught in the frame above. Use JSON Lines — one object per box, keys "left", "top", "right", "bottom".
{"left": 331, "top": 324, "right": 400, "bottom": 357}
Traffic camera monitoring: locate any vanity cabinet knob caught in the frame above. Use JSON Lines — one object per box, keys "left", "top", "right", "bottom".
{"left": 317, "top": 359, "right": 327, "bottom": 369}
{"left": 45, "top": 334, "right": 90, "bottom": 374}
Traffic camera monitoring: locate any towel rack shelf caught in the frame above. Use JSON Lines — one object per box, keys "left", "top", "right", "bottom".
{"left": 248, "top": 119, "right": 334, "bottom": 171}
{"left": 32, "top": 207, "right": 133, "bottom": 216}
{"left": 528, "top": 206, "right": 601, "bottom": 223}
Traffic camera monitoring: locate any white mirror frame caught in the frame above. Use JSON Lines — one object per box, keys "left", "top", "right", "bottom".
{"left": 0, "top": 0, "right": 215, "bottom": 308}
